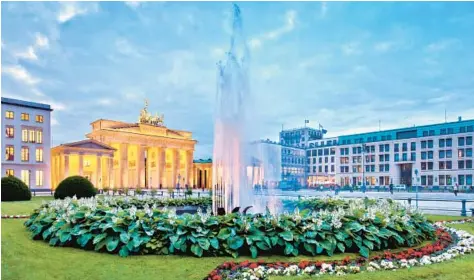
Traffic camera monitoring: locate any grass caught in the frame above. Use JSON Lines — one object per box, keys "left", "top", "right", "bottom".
{"left": 1, "top": 200, "right": 473, "bottom": 280}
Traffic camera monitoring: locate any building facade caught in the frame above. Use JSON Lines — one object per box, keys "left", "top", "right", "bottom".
{"left": 193, "top": 158, "right": 212, "bottom": 189}
{"left": 52, "top": 101, "right": 197, "bottom": 189}
{"left": 306, "top": 137, "right": 338, "bottom": 186}
{"left": 1, "top": 97, "right": 52, "bottom": 189}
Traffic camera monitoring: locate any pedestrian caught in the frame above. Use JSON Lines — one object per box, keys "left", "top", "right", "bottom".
{"left": 389, "top": 184, "right": 394, "bottom": 195}
{"left": 453, "top": 183, "right": 459, "bottom": 196}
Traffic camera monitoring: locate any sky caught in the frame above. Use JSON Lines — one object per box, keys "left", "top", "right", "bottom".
{"left": 2, "top": 1, "right": 474, "bottom": 159}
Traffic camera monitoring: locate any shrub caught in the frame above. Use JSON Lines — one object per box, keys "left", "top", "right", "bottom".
{"left": 54, "top": 176, "right": 97, "bottom": 199}
{"left": 1, "top": 176, "right": 32, "bottom": 201}
{"left": 25, "top": 198, "right": 434, "bottom": 258}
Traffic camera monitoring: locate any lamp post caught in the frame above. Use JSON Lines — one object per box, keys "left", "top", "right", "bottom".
{"left": 144, "top": 150, "right": 148, "bottom": 189}
{"left": 362, "top": 144, "right": 366, "bottom": 193}
{"left": 414, "top": 168, "right": 419, "bottom": 208}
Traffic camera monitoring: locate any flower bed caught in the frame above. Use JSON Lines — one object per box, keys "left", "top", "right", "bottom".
{"left": 25, "top": 197, "right": 434, "bottom": 258}
{"left": 204, "top": 220, "right": 474, "bottom": 279}
{"left": 2, "top": 214, "right": 30, "bottom": 219}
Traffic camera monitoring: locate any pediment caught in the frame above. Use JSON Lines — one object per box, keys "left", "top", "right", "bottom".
{"left": 62, "top": 139, "right": 115, "bottom": 151}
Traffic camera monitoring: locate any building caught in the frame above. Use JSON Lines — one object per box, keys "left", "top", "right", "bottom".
{"left": 1, "top": 97, "right": 52, "bottom": 189}
{"left": 306, "top": 137, "right": 338, "bottom": 186}
{"left": 279, "top": 125, "right": 326, "bottom": 148}
{"left": 334, "top": 118, "right": 474, "bottom": 188}
{"left": 193, "top": 158, "right": 212, "bottom": 189}
{"left": 51, "top": 100, "right": 197, "bottom": 189}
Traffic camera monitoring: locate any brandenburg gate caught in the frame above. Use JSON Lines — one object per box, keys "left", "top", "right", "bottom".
{"left": 51, "top": 100, "right": 197, "bottom": 189}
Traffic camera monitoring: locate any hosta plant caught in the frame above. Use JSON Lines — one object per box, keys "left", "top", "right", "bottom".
{"left": 25, "top": 197, "right": 434, "bottom": 259}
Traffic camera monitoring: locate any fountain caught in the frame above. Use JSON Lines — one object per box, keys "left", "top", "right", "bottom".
{"left": 212, "top": 4, "right": 253, "bottom": 214}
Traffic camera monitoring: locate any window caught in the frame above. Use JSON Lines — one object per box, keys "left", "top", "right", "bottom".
{"left": 459, "top": 175, "right": 465, "bottom": 185}
{"left": 428, "top": 140, "right": 434, "bottom": 148}
{"left": 395, "top": 154, "right": 399, "bottom": 162}
{"left": 331, "top": 165, "right": 334, "bottom": 172}
{"left": 429, "top": 130, "right": 435, "bottom": 136}
{"left": 394, "top": 144, "right": 399, "bottom": 152}
{"left": 446, "top": 138, "right": 452, "bottom": 147}
{"left": 440, "top": 128, "right": 446, "bottom": 135}
{"left": 461, "top": 127, "right": 466, "bottom": 133}
{"left": 385, "top": 154, "right": 389, "bottom": 161}
{"left": 439, "top": 161, "right": 445, "bottom": 170}
{"left": 36, "top": 130, "right": 43, "bottom": 144}
{"left": 411, "top": 142, "right": 416, "bottom": 151}
{"left": 379, "top": 144, "right": 384, "bottom": 152}
{"left": 428, "top": 151, "right": 433, "bottom": 159}
{"left": 421, "top": 141, "right": 427, "bottom": 149}
{"left": 402, "top": 153, "right": 407, "bottom": 161}
{"left": 421, "top": 162, "right": 427, "bottom": 170}
{"left": 22, "top": 129, "right": 28, "bottom": 142}
{"left": 428, "top": 175, "right": 434, "bottom": 185}
{"left": 385, "top": 164, "right": 389, "bottom": 171}
{"left": 402, "top": 143, "right": 407, "bottom": 152}
{"left": 5, "top": 111, "right": 14, "bottom": 119}
{"left": 421, "top": 175, "right": 426, "bottom": 185}
{"left": 459, "top": 149, "right": 465, "bottom": 158}
{"left": 411, "top": 152, "right": 416, "bottom": 161}
{"left": 467, "top": 148, "right": 473, "bottom": 157}
{"left": 21, "top": 170, "right": 30, "bottom": 187}
{"left": 459, "top": 137, "right": 465, "bottom": 146}
{"left": 36, "top": 115, "right": 44, "bottom": 123}
{"left": 469, "top": 126, "right": 474, "bottom": 132}
{"left": 439, "top": 139, "right": 445, "bottom": 148}
{"left": 325, "top": 157, "right": 328, "bottom": 163}
{"left": 21, "top": 147, "right": 29, "bottom": 162}
{"left": 467, "top": 175, "right": 473, "bottom": 185}
{"left": 379, "top": 155, "right": 384, "bottom": 162}
{"left": 459, "top": 160, "right": 465, "bottom": 169}
{"left": 421, "top": 152, "right": 427, "bottom": 159}
{"left": 448, "top": 128, "right": 454, "bottom": 134}
{"left": 325, "top": 166, "right": 328, "bottom": 173}
{"left": 439, "top": 150, "right": 445, "bottom": 159}
{"left": 5, "top": 126, "right": 14, "bottom": 138}
{"left": 467, "top": 136, "right": 473, "bottom": 145}
{"left": 467, "top": 160, "right": 472, "bottom": 169}
{"left": 379, "top": 164, "right": 385, "bottom": 172}
{"left": 423, "top": 131, "right": 428, "bottom": 137}
{"left": 439, "top": 175, "right": 445, "bottom": 185}
{"left": 446, "top": 161, "right": 452, "bottom": 170}
{"left": 428, "top": 162, "right": 433, "bottom": 170}
{"left": 319, "top": 158, "right": 322, "bottom": 163}
{"left": 318, "top": 166, "right": 322, "bottom": 173}
{"left": 35, "top": 170, "right": 44, "bottom": 186}
{"left": 6, "top": 169, "right": 14, "bottom": 176}
{"left": 331, "top": 156, "right": 334, "bottom": 163}
{"left": 29, "top": 130, "right": 35, "bottom": 143}
{"left": 5, "top": 145, "right": 14, "bottom": 161}
{"left": 36, "top": 148, "right": 43, "bottom": 162}
{"left": 21, "top": 113, "right": 30, "bottom": 121}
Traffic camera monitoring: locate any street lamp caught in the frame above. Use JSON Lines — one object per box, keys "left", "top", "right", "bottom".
{"left": 144, "top": 150, "right": 148, "bottom": 189}
{"left": 414, "top": 168, "right": 419, "bottom": 208}
{"left": 361, "top": 144, "right": 366, "bottom": 193}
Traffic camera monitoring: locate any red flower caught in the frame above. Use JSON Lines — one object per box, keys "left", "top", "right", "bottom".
{"left": 249, "top": 263, "right": 258, "bottom": 269}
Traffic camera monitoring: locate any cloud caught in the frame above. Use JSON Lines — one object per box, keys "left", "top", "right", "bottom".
{"left": 98, "top": 98, "right": 114, "bottom": 106}
{"left": 341, "top": 42, "right": 362, "bottom": 55}
{"left": 320, "top": 2, "right": 328, "bottom": 18}
{"left": 125, "top": 2, "right": 142, "bottom": 9}
{"left": 14, "top": 33, "right": 50, "bottom": 61}
{"left": 115, "top": 38, "right": 143, "bottom": 57}
{"left": 425, "top": 39, "right": 460, "bottom": 52}
{"left": 374, "top": 41, "right": 394, "bottom": 52}
{"left": 249, "top": 10, "right": 297, "bottom": 50}
{"left": 2, "top": 64, "right": 40, "bottom": 85}
{"left": 57, "top": 2, "right": 99, "bottom": 23}
{"left": 427, "top": 94, "right": 454, "bottom": 104}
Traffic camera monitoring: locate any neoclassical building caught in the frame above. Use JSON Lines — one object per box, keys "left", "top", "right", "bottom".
{"left": 51, "top": 101, "right": 197, "bottom": 189}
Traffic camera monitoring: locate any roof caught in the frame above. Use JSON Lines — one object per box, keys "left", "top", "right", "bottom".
{"left": 58, "top": 139, "right": 116, "bottom": 151}
{"left": 1, "top": 97, "right": 53, "bottom": 111}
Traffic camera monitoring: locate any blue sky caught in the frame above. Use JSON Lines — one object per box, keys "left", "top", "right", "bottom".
{"left": 2, "top": 1, "right": 474, "bottom": 158}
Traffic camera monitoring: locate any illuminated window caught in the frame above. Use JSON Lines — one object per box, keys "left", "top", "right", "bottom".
{"left": 5, "top": 111, "right": 14, "bottom": 119}
{"left": 84, "top": 160, "right": 91, "bottom": 167}
{"left": 5, "top": 126, "right": 14, "bottom": 138}
{"left": 21, "top": 147, "right": 29, "bottom": 162}
{"left": 5, "top": 146, "right": 14, "bottom": 161}
{"left": 29, "top": 130, "right": 35, "bottom": 143}
{"left": 21, "top": 170, "right": 30, "bottom": 187}
{"left": 22, "top": 129, "right": 28, "bottom": 142}
{"left": 35, "top": 170, "right": 44, "bottom": 186}
{"left": 35, "top": 115, "right": 44, "bottom": 123}
{"left": 21, "top": 113, "right": 30, "bottom": 121}
{"left": 36, "top": 148, "right": 43, "bottom": 162}
{"left": 36, "top": 130, "right": 43, "bottom": 144}
{"left": 6, "top": 169, "right": 14, "bottom": 176}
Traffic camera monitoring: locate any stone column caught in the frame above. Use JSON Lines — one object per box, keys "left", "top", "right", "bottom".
{"left": 64, "top": 154, "right": 70, "bottom": 178}
{"left": 78, "top": 153, "right": 84, "bottom": 176}
{"left": 137, "top": 145, "right": 145, "bottom": 188}
{"left": 171, "top": 149, "right": 179, "bottom": 189}
{"left": 108, "top": 156, "right": 114, "bottom": 188}
{"left": 96, "top": 155, "right": 102, "bottom": 188}
{"left": 120, "top": 143, "right": 129, "bottom": 188}
{"left": 156, "top": 147, "right": 165, "bottom": 188}
{"left": 185, "top": 150, "right": 193, "bottom": 186}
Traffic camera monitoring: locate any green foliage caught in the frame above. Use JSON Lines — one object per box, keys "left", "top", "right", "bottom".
{"left": 54, "top": 176, "right": 97, "bottom": 199}
{"left": 25, "top": 197, "right": 434, "bottom": 259}
{"left": 1, "top": 176, "right": 32, "bottom": 201}
{"left": 135, "top": 187, "right": 143, "bottom": 195}
{"left": 103, "top": 187, "right": 110, "bottom": 193}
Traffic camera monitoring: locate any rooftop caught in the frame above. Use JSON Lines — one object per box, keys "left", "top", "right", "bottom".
{"left": 1, "top": 97, "right": 53, "bottom": 111}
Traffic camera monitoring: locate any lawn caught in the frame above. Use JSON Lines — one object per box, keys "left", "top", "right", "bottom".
{"left": 1, "top": 199, "right": 474, "bottom": 280}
